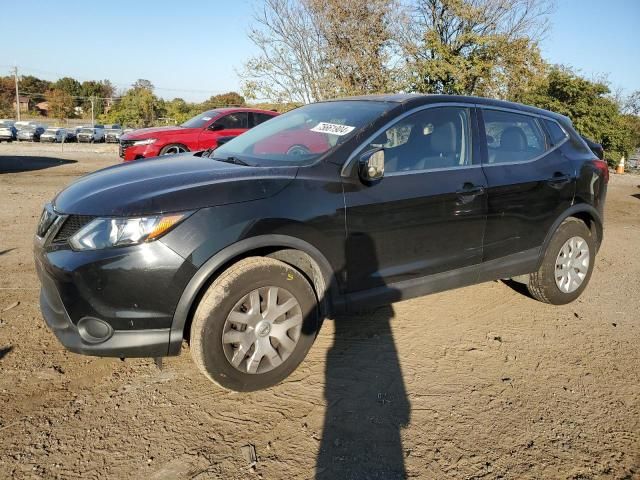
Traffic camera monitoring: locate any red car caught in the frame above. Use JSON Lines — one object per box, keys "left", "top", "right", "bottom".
{"left": 119, "top": 108, "right": 278, "bottom": 162}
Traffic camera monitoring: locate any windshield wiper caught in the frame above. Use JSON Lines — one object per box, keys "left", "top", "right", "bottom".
{"left": 211, "top": 155, "right": 251, "bottom": 166}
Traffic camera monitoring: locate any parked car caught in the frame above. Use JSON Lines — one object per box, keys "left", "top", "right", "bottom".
{"left": 64, "top": 129, "right": 78, "bottom": 142}
{"left": 119, "top": 108, "right": 278, "bottom": 161}
{"left": 40, "top": 128, "right": 67, "bottom": 143}
{"left": 0, "top": 120, "right": 17, "bottom": 142}
{"left": 34, "top": 95, "right": 608, "bottom": 392}
{"left": 17, "top": 125, "right": 45, "bottom": 142}
{"left": 105, "top": 125, "right": 123, "bottom": 143}
{"left": 77, "top": 126, "right": 105, "bottom": 143}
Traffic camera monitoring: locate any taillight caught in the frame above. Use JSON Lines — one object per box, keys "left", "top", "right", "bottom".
{"left": 591, "top": 159, "right": 609, "bottom": 183}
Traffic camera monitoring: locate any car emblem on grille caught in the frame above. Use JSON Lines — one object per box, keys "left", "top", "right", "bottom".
{"left": 37, "top": 204, "right": 58, "bottom": 237}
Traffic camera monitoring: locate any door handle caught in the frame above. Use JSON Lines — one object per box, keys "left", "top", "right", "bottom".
{"left": 547, "top": 172, "right": 571, "bottom": 187}
{"left": 456, "top": 183, "right": 485, "bottom": 196}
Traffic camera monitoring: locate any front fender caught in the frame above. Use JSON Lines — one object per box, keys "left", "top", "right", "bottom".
{"left": 167, "top": 234, "right": 339, "bottom": 355}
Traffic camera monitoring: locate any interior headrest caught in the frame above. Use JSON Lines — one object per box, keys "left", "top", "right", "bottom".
{"left": 431, "top": 121, "right": 456, "bottom": 154}
{"left": 500, "top": 127, "right": 527, "bottom": 151}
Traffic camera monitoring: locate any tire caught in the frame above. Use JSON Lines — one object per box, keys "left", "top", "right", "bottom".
{"left": 528, "top": 217, "right": 595, "bottom": 305}
{"left": 159, "top": 144, "right": 189, "bottom": 155}
{"left": 190, "top": 257, "right": 319, "bottom": 391}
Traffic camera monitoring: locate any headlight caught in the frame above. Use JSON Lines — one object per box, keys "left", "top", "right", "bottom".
{"left": 69, "top": 212, "right": 191, "bottom": 251}
{"left": 132, "top": 138, "right": 157, "bottom": 146}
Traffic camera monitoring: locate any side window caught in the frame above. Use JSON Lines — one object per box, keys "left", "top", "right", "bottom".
{"left": 483, "top": 109, "right": 547, "bottom": 164}
{"left": 367, "top": 107, "right": 472, "bottom": 173}
{"left": 252, "top": 112, "right": 275, "bottom": 127}
{"left": 544, "top": 119, "right": 568, "bottom": 145}
{"left": 213, "top": 112, "right": 249, "bottom": 130}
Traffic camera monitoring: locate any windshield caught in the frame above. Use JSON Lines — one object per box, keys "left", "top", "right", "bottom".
{"left": 181, "top": 110, "right": 220, "bottom": 129}
{"left": 213, "top": 101, "right": 395, "bottom": 166}
{"left": 45, "top": 129, "right": 58, "bottom": 133}
{"left": 80, "top": 128, "right": 94, "bottom": 133}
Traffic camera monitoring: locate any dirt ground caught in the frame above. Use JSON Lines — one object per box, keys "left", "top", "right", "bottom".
{"left": 0, "top": 143, "right": 638, "bottom": 479}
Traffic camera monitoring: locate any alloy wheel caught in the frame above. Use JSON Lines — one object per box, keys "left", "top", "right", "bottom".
{"left": 554, "top": 236, "right": 590, "bottom": 293}
{"left": 222, "top": 286, "right": 303, "bottom": 374}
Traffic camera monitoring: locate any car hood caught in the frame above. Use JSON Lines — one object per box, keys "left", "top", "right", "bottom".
{"left": 121, "top": 126, "right": 195, "bottom": 140}
{"left": 53, "top": 153, "right": 298, "bottom": 216}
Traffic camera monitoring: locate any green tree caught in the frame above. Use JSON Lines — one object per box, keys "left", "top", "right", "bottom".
{"left": 47, "top": 89, "right": 75, "bottom": 120}
{"left": 521, "top": 67, "right": 633, "bottom": 163}
{"left": 201, "top": 92, "right": 246, "bottom": 109}
{"left": 401, "top": 0, "right": 551, "bottom": 98}
{"left": 53, "top": 77, "right": 82, "bottom": 99}
{"left": 19, "top": 75, "right": 51, "bottom": 103}
{"left": 102, "top": 87, "right": 164, "bottom": 128}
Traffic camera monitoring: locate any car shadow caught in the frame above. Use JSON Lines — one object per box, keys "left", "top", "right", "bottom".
{"left": 631, "top": 193, "right": 640, "bottom": 201}
{"left": 0, "top": 346, "right": 13, "bottom": 361}
{"left": 0, "top": 156, "right": 76, "bottom": 173}
{"left": 501, "top": 278, "right": 534, "bottom": 299}
{"left": 0, "top": 248, "right": 15, "bottom": 257}
{"left": 316, "top": 234, "right": 410, "bottom": 479}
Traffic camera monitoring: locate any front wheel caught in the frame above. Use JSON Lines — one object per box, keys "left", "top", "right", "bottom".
{"left": 159, "top": 144, "right": 189, "bottom": 155}
{"left": 528, "top": 217, "right": 596, "bottom": 305}
{"left": 190, "top": 257, "right": 319, "bottom": 391}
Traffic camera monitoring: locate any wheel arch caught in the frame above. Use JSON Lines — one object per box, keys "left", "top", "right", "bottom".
{"left": 538, "top": 204, "right": 603, "bottom": 269}
{"left": 168, "top": 235, "right": 340, "bottom": 355}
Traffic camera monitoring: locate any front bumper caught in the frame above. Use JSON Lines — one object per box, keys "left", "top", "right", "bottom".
{"left": 119, "top": 143, "right": 162, "bottom": 161}
{"left": 77, "top": 136, "right": 93, "bottom": 143}
{"left": 34, "top": 219, "right": 197, "bottom": 357}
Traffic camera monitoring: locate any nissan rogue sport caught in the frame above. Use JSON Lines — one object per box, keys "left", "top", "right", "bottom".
{"left": 34, "top": 94, "right": 608, "bottom": 391}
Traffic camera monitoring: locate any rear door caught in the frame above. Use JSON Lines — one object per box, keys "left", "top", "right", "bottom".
{"left": 198, "top": 112, "right": 249, "bottom": 149}
{"left": 344, "top": 105, "right": 487, "bottom": 292}
{"left": 479, "top": 108, "right": 575, "bottom": 262}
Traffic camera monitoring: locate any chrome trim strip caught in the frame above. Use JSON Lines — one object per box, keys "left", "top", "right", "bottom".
{"left": 482, "top": 136, "right": 569, "bottom": 167}
{"left": 385, "top": 164, "right": 482, "bottom": 177}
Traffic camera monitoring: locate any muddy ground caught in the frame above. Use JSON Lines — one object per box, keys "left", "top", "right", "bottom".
{"left": 0, "top": 143, "right": 638, "bottom": 479}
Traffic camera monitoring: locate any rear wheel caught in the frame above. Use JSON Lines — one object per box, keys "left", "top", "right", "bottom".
{"left": 190, "top": 257, "right": 319, "bottom": 391}
{"left": 528, "top": 217, "right": 595, "bottom": 305}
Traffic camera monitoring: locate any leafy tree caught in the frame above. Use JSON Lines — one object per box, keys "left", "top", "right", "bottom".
{"left": 47, "top": 89, "right": 76, "bottom": 120}
{"left": 53, "top": 77, "right": 82, "bottom": 99}
{"left": 201, "top": 91, "right": 246, "bottom": 108}
{"left": 19, "top": 75, "right": 51, "bottom": 103}
{"left": 401, "top": 0, "right": 550, "bottom": 98}
{"left": 101, "top": 87, "right": 164, "bottom": 127}
{"left": 132, "top": 79, "right": 154, "bottom": 92}
{"left": 521, "top": 67, "right": 633, "bottom": 163}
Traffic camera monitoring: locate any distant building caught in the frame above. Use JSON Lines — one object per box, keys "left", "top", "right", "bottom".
{"left": 13, "top": 95, "right": 30, "bottom": 112}
{"left": 35, "top": 101, "right": 49, "bottom": 116}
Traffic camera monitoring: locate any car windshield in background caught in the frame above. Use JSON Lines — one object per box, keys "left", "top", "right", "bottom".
{"left": 180, "top": 111, "right": 219, "bottom": 129}
{"left": 213, "top": 101, "right": 394, "bottom": 166}
{"left": 80, "top": 128, "right": 94, "bottom": 134}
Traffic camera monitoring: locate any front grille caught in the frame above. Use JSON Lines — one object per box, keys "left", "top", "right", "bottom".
{"left": 52, "top": 215, "right": 95, "bottom": 243}
{"left": 119, "top": 139, "right": 135, "bottom": 157}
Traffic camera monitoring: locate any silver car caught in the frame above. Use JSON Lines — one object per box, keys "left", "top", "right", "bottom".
{"left": 40, "top": 128, "right": 67, "bottom": 143}
{"left": 0, "top": 120, "right": 16, "bottom": 142}
{"left": 77, "top": 126, "right": 105, "bottom": 143}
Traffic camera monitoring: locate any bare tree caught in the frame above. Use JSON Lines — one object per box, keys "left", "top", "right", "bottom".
{"left": 241, "top": 0, "right": 398, "bottom": 103}
{"left": 241, "top": 0, "right": 326, "bottom": 103}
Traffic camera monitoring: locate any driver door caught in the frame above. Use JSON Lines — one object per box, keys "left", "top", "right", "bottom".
{"left": 198, "top": 112, "right": 249, "bottom": 150}
{"left": 344, "top": 106, "right": 488, "bottom": 292}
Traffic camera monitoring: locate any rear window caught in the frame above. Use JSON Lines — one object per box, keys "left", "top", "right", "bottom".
{"left": 544, "top": 119, "right": 568, "bottom": 145}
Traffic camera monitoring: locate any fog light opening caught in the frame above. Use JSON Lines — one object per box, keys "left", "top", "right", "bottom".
{"left": 77, "top": 317, "right": 113, "bottom": 344}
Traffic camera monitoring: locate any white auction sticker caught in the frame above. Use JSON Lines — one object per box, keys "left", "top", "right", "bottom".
{"left": 310, "top": 122, "right": 356, "bottom": 136}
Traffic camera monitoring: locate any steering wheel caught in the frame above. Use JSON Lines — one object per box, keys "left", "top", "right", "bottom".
{"left": 286, "top": 145, "right": 311, "bottom": 157}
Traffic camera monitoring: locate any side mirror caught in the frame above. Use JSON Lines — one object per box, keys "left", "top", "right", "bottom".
{"left": 209, "top": 123, "right": 224, "bottom": 132}
{"left": 359, "top": 148, "right": 385, "bottom": 183}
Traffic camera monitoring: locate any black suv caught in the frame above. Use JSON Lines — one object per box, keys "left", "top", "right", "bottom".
{"left": 34, "top": 95, "right": 608, "bottom": 391}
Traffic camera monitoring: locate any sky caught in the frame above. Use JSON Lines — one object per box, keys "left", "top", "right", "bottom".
{"left": 0, "top": 0, "right": 638, "bottom": 102}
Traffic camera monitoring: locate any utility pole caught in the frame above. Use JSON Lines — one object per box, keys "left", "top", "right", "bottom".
{"left": 90, "top": 97, "right": 95, "bottom": 126}
{"left": 12, "top": 66, "right": 20, "bottom": 121}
